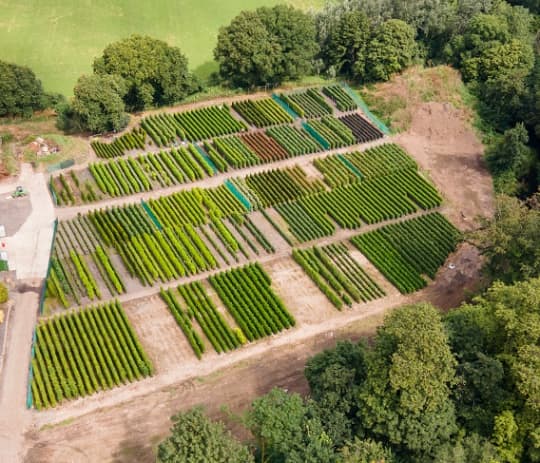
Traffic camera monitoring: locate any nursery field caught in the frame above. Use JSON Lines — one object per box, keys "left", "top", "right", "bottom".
{"left": 32, "top": 86, "right": 464, "bottom": 414}
{"left": 0, "top": 0, "right": 323, "bottom": 95}
{"left": 53, "top": 85, "right": 384, "bottom": 206}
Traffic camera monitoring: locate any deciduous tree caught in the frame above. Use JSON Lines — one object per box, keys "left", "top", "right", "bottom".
{"left": 214, "top": 5, "right": 318, "bottom": 87}
{"left": 364, "top": 20, "right": 416, "bottom": 82}
{"left": 93, "top": 35, "right": 199, "bottom": 110}
{"left": 321, "top": 11, "right": 371, "bottom": 77}
{"left": 157, "top": 407, "right": 253, "bottom": 463}
{"left": 57, "top": 74, "right": 129, "bottom": 134}
{"left": 358, "top": 303, "right": 458, "bottom": 458}
{"left": 247, "top": 388, "right": 336, "bottom": 462}
{"left": 470, "top": 195, "right": 540, "bottom": 282}
{"left": 0, "top": 61, "right": 45, "bottom": 117}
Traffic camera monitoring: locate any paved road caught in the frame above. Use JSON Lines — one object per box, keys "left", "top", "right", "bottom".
{"left": 0, "top": 165, "right": 55, "bottom": 462}
{"left": 3, "top": 164, "right": 56, "bottom": 279}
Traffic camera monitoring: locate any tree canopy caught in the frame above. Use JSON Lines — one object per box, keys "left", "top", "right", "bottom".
{"left": 470, "top": 194, "right": 540, "bottom": 283}
{"left": 247, "top": 388, "right": 335, "bottom": 463}
{"left": 358, "top": 303, "right": 458, "bottom": 458}
{"left": 157, "top": 407, "right": 253, "bottom": 463}
{"left": 214, "top": 5, "right": 318, "bottom": 87}
{"left": 93, "top": 35, "right": 199, "bottom": 110}
{"left": 305, "top": 340, "right": 367, "bottom": 446}
{"left": 364, "top": 19, "right": 416, "bottom": 82}
{"left": 445, "top": 277, "right": 540, "bottom": 461}
{"left": 57, "top": 74, "right": 129, "bottom": 134}
{"left": 0, "top": 60, "right": 45, "bottom": 118}
{"left": 320, "top": 10, "right": 371, "bottom": 78}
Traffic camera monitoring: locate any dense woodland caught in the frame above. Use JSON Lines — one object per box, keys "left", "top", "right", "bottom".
{"left": 1, "top": 1, "right": 539, "bottom": 461}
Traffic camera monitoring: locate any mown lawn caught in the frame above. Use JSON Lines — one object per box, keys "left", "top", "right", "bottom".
{"left": 0, "top": 0, "right": 323, "bottom": 96}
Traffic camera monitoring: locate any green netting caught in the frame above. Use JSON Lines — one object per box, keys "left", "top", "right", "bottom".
{"left": 39, "top": 218, "right": 58, "bottom": 315}
{"left": 338, "top": 154, "right": 363, "bottom": 179}
{"left": 0, "top": 260, "right": 8, "bottom": 271}
{"left": 194, "top": 144, "right": 217, "bottom": 174}
{"left": 302, "top": 122, "right": 330, "bottom": 150}
{"left": 340, "top": 83, "right": 391, "bottom": 135}
{"left": 48, "top": 176, "right": 58, "bottom": 206}
{"left": 26, "top": 329, "right": 36, "bottom": 408}
{"left": 225, "top": 180, "right": 251, "bottom": 211}
{"left": 141, "top": 200, "right": 163, "bottom": 230}
{"left": 271, "top": 94, "right": 300, "bottom": 119}
{"left": 46, "top": 159, "right": 75, "bottom": 173}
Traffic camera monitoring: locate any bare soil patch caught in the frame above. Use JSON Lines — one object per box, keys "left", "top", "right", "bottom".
{"left": 395, "top": 102, "right": 493, "bottom": 230}
{"left": 412, "top": 243, "right": 486, "bottom": 311}
{"left": 362, "top": 66, "right": 494, "bottom": 230}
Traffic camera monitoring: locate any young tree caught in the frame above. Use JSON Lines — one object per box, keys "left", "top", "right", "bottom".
{"left": 0, "top": 283, "right": 7, "bottom": 304}
{"left": 358, "top": 303, "right": 458, "bottom": 458}
{"left": 57, "top": 74, "right": 129, "bottom": 134}
{"left": 157, "top": 408, "right": 253, "bottom": 463}
{"left": 0, "top": 60, "right": 45, "bottom": 117}
{"left": 93, "top": 35, "right": 199, "bottom": 110}
{"left": 214, "top": 5, "right": 318, "bottom": 87}
{"left": 364, "top": 20, "right": 416, "bottom": 82}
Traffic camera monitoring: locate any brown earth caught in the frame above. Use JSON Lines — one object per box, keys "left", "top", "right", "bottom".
{"left": 21, "top": 67, "right": 494, "bottom": 462}
{"left": 395, "top": 102, "right": 493, "bottom": 231}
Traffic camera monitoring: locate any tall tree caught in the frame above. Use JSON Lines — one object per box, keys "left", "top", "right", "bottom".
{"left": 321, "top": 10, "right": 371, "bottom": 77}
{"left": 57, "top": 74, "right": 129, "bottom": 134}
{"left": 470, "top": 194, "right": 540, "bottom": 283}
{"left": 364, "top": 19, "right": 416, "bottom": 82}
{"left": 305, "top": 340, "right": 367, "bottom": 446}
{"left": 448, "top": 278, "right": 540, "bottom": 461}
{"left": 214, "top": 5, "right": 318, "bottom": 87}
{"left": 0, "top": 60, "right": 45, "bottom": 117}
{"left": 93, "top": 35, "right": 199, "bottom": 111}
{"left": 358, "top": 303, "right": 458, "bottom": 458}
{"left": 247, "top": 388, "right": 336, "bottom": 463}
{"left": 157, "top": 408, "right": 253, "bottom": 463}
{"left": 213, "top": 11, "right": 280, "bottom": 88}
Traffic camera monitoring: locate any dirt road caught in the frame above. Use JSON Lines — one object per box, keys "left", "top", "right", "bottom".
{"left": 24, "top": 302, "right": 394, "bottom": 463}
{"left": 55, "top": 137, "right": 389, "bottom": 220}
{"left": 0, "top": 291, "right": 39, "bottom": 462}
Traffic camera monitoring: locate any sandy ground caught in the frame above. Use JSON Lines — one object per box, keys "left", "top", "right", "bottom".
{"left": 395, "top": 102, "right": 493, "bottom": 231}
{"left": 12, "top": 72, "right": 494, "bottom": 462}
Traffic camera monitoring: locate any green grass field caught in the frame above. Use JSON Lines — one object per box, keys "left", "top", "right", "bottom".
{"left": 0, "top": 0, "right": 323, "bottom": 96}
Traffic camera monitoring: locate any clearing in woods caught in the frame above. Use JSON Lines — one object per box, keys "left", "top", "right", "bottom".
{"left": 18, "top": 69, "right": 495, "bottom": 462}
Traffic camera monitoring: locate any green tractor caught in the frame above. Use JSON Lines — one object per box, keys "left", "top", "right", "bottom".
{"left": 11, "top": 186, "right": 27, "bottom": 198}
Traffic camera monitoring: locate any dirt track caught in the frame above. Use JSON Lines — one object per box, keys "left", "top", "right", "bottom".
{"left": 21, "top": 73, "right": 494, "bottom": 462}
